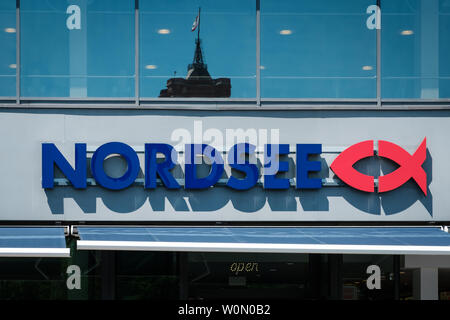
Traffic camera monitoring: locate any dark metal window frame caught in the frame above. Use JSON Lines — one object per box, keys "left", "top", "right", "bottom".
{"left": 1, "top": 0, "right": 449, "bottom": 110}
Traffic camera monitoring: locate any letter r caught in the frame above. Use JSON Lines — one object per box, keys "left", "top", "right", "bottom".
{"left": 145, "top": 144, "right": 180, "bottom": 189}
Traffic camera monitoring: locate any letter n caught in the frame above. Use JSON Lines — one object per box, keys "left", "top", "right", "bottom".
{"left": 42, "top": 143, "right": 86, "bottom": 189}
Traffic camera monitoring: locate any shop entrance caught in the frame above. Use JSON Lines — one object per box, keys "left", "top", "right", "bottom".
{"left": 179, "top": 253, "right": 397, "bottom": 300}
{"left": 2, "top": 250, "right": 450, "bottom": 300}
{"left": 113, "top": 251, "right": 400, "bottom": 300}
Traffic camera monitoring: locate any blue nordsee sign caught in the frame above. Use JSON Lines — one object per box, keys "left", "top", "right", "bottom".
{"left": 42, "top": 142, "right": 323, "bottom": 191}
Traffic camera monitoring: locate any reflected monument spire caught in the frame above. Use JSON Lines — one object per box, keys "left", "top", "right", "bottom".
{"left": 186, "top": 8, "right": 211, "bottom": 81}
{"left": 159, "top": 7, "right": 231, "bottom": 98}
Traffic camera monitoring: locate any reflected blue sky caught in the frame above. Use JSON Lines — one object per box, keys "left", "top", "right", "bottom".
{"left": 139, "top": 0, "right": 256, "bottom": 98}
{"left": 21, "top": 0, "right": 134, "bottom": 97}
{"left": 382, "top": 0, "right": 450, "bottom": 98}
{"left": 0, "top": 1, "right": 16, "bottom": 97}
{"left": 261, "top": 0, "right": 376, "bottom": 98}
{"left": 0, "top": 0, "right": 449, "bottom": 98}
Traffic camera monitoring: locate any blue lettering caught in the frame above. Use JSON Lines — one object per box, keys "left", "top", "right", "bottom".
{"left": 264, "top": 144, "right": 290, "bottom": 189}
{"left": 185, "top": 144, "right": 224, "bottom": 189}
{"left": 296, "top": 144, "right": 322, "bottom": 189}
{"left": 42, "top": 142, "right": 328, "bottom": 191}
{"left": 42, "top": 143, "right": 86, "bottom": 189}
{"left": 145, "top": 144, "right": 180, "bottom": 189}
{"left": 91, "top": 142, "right": 140, "bottom": 190}
{"left": 226, "top": 143, "right": 258, "bottom": 190}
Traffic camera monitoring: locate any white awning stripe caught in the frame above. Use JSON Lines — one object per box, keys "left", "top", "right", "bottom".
{"left": 0, "top": 248, "right": 71, "bottom": 258}
{"left": 76, "top": 240, "right": 450, "bottom": 255}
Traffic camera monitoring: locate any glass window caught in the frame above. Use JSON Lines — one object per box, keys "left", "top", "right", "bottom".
{"left": 261, "top": 0, "right": 377, "bottom": 99}
{"left": 400, "top": 268, "right": 450, "bottom": 300}
{"left": 0, "top": 241, "right": 101, "bottom": 300}
{"left": 139, "top": 0, "right": 256, "bottom": 98}
{"left": 0, "top": 1, "right": 16, "bottom": 97}
{"left": 116, "top": 251, "right": 179, "bottom": 300}
{"left": 66, "top": 241, "right": 102, "bottom": 300}
{"left": 20, "top": 0, "right": 135, "bottom": 98}
{"left": 342, "top": 255, "right": 395, "bottom": 300}
{"left": 0, "top": 258, "right": 66, "bottom": 300}
{"left": 439, "top": 268, "right": 450, "bottom": 300}
{"left": 399, "top": 269, "right": 413, "bottom": 299}
{"left": 187, "top": 253, "right": 313, "bottom": 299}
{"left": 382, "top": 0, "right": 450, "bottom": 98}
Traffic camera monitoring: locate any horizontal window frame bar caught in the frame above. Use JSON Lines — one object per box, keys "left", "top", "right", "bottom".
{"left": 5, "top": 104, "right": 440, "bottom": 111}
{"left": 140, "top": 97, "right": 257, "bottom": 102}
{"left": 18, "top": 97, "right": 136, "bottom": 102}
{"left": 382, "top": 99, "right": 450, "bottom": 103}
{"left": 0, "top": 94, "right": 448, "bottom": 110}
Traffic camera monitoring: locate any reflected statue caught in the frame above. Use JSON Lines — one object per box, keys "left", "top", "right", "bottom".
{"left": 159, "top": 8, "right": 231, "bottom": 98}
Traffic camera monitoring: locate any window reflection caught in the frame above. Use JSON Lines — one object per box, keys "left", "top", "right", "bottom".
{"left": 342, "top": 255, "right": 394, "bottom": 300}
{"left": 116, "top": 251, "right": 178, "bottom": 300}
{"left": 21, "top": 0, "right": 134, "bottom": 97}
{"left": 0, "top": 258, "right": 66, "bottom": 300}
{"left": 140, "top": 0, "right": 256, "bottom": 98}
{"left": 439, "top": 268, "right": 450, "bottom": 300}
{"left": 188, "top": 253, "right": 312, "bottom": 300}
{"left": 0, "top": 1, "right": 16, "bottom": 97}
{"left": 6, "top": 0, "right": 450, "bottom": 101}
{"left": 261, "top": 0, "right": 377, "bottom": 98}
{"left": 382, "top": 0, "right": 450, "bottom": 98}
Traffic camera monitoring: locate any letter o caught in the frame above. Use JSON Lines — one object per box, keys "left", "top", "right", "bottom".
{"left": 230, "top": 263, "right": 237, "bottom": 272}
{"left": 91, "top": 142, "right": 140, "bottom": 190}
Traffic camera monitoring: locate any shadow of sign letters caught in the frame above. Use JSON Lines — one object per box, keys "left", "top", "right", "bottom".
{"left": 44, "top": 150, "right": 432, "bottom": 218}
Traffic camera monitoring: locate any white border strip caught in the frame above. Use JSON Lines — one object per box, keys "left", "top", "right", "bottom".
{"left": 0, "top": 248, "right": 70, "bottom": 258}
{"left": 77, "top": 240, "right": 450, "bottom": 255}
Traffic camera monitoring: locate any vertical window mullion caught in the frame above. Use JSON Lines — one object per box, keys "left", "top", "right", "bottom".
{"left": 16, "top": 0, "right": 20, "bottom": 105}
{"left": 256, "top": 0, "right": 261, "bottom": 106}
{"left": 377, "top": 0, "right": 381, "bottom": 107}
{"left": 135, "top": 0, "right": 140, "bottom": 106}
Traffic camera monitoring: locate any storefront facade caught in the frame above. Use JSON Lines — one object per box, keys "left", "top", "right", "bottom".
{"left": 1, "top": 0, "right": 450, "bottom": 300}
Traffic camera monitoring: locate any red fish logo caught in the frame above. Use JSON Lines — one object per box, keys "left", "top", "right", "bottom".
{"left": 330, "top": 138, "right": 427, "bottom": 195}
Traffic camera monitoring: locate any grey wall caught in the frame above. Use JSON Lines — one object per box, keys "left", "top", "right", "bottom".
{"left": 0, "top": 108, "right": 447, "bottom": 222}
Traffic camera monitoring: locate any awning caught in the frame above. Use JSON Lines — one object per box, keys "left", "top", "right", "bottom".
{"left": 76, "top": 226, "right": 450, "bottom": 255}
{"left": 0, "top": 227, "right": 70, "bottom": 258}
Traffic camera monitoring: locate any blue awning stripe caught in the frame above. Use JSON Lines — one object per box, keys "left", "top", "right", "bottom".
{"left": 0, "top": 227, "right": 70, "bottom": 257}
{"left": 76, "top": 227, "right": 450, "bottom": 252}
